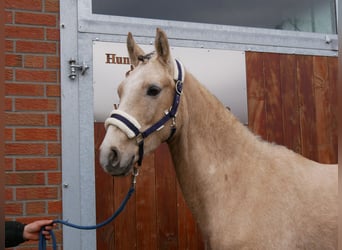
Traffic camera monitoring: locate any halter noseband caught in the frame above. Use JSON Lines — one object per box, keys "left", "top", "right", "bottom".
{"left": 104, "top": 59, "right": 185, "bottom": 166}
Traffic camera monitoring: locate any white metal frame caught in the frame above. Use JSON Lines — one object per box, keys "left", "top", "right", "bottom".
{"left": 60, "top": 0, "right": 338, "bottom": 249}
{"left": 60, "top": 1, "right": 97, "bottom": 249}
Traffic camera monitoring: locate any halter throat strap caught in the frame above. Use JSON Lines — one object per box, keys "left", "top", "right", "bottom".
{"left": 105, "top": 59, "right": 184, "bottom": 166}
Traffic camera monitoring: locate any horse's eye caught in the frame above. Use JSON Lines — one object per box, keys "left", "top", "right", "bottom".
{"left": 147, "top": 85, "right": 161, "bottom": 97}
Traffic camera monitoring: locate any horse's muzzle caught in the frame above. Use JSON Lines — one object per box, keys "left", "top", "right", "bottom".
{"left": 100, "top": 146, "right": 134, "bottom": 176}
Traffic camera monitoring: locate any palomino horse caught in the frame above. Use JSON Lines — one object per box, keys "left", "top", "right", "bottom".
{"left": 99, "top": 28, "right": 337, "bottom": 249}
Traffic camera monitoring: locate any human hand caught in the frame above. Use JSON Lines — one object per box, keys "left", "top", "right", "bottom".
{"left": 23, "top": 220, "right": 55, "bottom": 241}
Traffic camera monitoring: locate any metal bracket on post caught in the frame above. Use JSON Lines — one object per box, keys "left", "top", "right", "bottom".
{"left": 69, "top": 58, "right": 89, "bottom": 80}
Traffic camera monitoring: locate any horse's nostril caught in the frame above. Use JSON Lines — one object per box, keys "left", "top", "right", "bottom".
{"left": 109, "top": 147, "right": 120, "bottom": 167}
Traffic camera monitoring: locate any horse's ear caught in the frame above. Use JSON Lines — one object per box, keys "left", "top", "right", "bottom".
{"left": 127, "top": 32, "right": 145, "bottom": 67}
{"left": 155, "top": 28, "right": 170, "bottom": 64}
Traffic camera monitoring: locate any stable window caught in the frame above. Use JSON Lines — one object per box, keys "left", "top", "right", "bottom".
{"left": 92, "top": 0, "right": 337, "bottom": 34}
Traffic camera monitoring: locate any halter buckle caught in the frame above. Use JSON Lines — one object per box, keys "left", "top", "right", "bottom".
{"left": 171, "top": 116, "right": 176, "bottom": 127}
{"left": 175, "top": 80, "right": 183, "bottom": 95}
{"left": 136, "top": 133, "right": 144, "bottom": 145}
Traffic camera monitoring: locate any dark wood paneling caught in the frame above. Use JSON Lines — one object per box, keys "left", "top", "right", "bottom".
{"left": 264, "top": 53, "right": 284, "bottom": 144}
{"left": 280, "top": 54, "right": 302, "bottom": 154}
{"left": 297, "top": 55, "right": 318, "bottom": 161}
{"left": 327, "top": 57, "right": 338, "bottom": 162}
{"left": 313, "top": 56, "right": 334, "bottom": 163}
{"left": 113, "top": 175, "right": 137, "bottom": 249}
{"left": 246, "top": 52, "right": 267, "bottom": 137}
{"left": 155, "top": 144, "right": 179, "bottom": 250}
{"left": 136, "top": 153, "right": 157, "bottom": 250}
{"left": 246, "top": 52, "right": 337, "bottom": 164}
{"left": 94, "top": 123, "right": 115, "bottom": 250}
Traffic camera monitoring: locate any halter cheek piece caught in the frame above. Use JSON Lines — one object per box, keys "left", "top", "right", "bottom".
{"left": 104, "top": 59, "right": 185, "bottom": 166}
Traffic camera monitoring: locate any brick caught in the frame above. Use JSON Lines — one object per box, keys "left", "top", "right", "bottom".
{"left": 16, "top": 187, "right": 58, "bottom": 200}
{"left": 5, "top": 26, "right": 44, "bottom": 40}
{"left": 45, "top": 0, "right": 59, "bottom": 12}
{"left": 16, "top": 158, "right": 58, "bottom": 171}
{"left": 14, "top": 216, "right": 58, "bottom": 225}
{"left": 5, "top": 187, "right": 14, "bottom": 200}
{"left": 15, "top": 98, "right": 57, "bottom": 111}
{"left": 5, "top": 202, "right": 23, "bottom": 215}
{"left": 47, "top": 172, "right": 61, "bottom": 185}
{"left": 16, "top": 128, "right": 58, "bottom": 141}
{"left": 4, "top": 128, "right": 13, "bottom": 142}
{"left": 5, "top": 0, "right": 42, "bottom": 11}
{"left": 51, "top": 228, "right": 62, "bottom": 243}
{"left": 5, "top": 158, "right": 14, "bottom": 171}
{"left": 5, "top": 69, "right": 13, "bottom": 81}
{"left": 5, "top": 113, "right": 45, "bottom": 126}
{"left": 47, "top": 143, "right": 61, "bottom": 155}
{"left": 46, "top": 56, "right": 60, "bottom": 69}
{"left": 5, "top": 83, "right": 44, "bottom": 96}
{"left": 5, "top": 54, "right": 22, "bottom": 67}
{"left": 5, "top": 128, "right": 13, "bottom": 141}
{"left": 16, "top": 41, "right": 57, "bottom": 54}
{"left": 5, "top": 98, "right": 13, "bottom": 111}
{"left": 6, "top": 172, "right": 45, "bottom": 185}
{"left": 16, "top": 69, "right": 57, "bottom": 82}
{"left": 15, "top": 12, "right": 57, "bottom": 26}
{"left": 46, "top": 85, "right": 60, "bottom": 97}
{"left": 48, "top": 200, "right": 62, "bottom": 213}
{"left": 46, "top": 28, "right": 60, "bottom": 41}
{"left": 5, "top": 143, "right": 45, "bottom": 155}
{"left": 3, "top": 0, "right": 62, "bottom": 226}
{"left": 24, "top": 55, "right": 44, "bottom": 68}
{"left": 47, "top": 114, "right": 61, "bottom": 126}
{"left": 5, "top": 40, "right": 14, "bottom": 52}
{"left": 5, "top": 11, "right": 13, "bottom": 24}
{"left": 7, "top": 40, "right": 14, "bottom": 52}
{"left": 26, "top": 201, "right": 46, "bottom": 214}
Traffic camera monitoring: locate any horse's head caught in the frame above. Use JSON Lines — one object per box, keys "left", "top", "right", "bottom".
{"left": 99, "top": 28, "right": 184, "bottom": 176}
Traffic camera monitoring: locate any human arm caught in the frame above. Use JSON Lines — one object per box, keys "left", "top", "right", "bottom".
{"left": 5, "top": 221, "right": 26, "bottom": 248}
{"left": 5, "top": 220, "right": 54, "bottom": 248}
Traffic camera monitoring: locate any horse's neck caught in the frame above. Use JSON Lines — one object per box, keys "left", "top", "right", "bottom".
{"left": 168, "top": 71, "right": 258, "bottom": 213}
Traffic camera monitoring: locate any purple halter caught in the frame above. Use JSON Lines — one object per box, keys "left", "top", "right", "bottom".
{"left": 104, "top": 59, "right": 185, "bottom": 166}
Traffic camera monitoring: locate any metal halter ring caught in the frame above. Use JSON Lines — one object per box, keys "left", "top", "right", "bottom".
{"left": 175, "top": 80, "right": 183, "bottom": 95}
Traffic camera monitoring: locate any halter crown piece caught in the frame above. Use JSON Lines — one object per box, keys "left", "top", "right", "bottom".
{"left": 104, "top": 59, "right": 185, "bottom": 166}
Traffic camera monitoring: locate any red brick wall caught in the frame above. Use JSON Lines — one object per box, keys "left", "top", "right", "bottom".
{"left": 1, "top": 0, "right": 5, "bottom": 246}
{"left": 4, "top": 0, "right": 62, "bottom": 248}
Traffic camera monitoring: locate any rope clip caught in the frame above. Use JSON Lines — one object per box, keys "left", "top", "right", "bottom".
{"left": 132, "top": 167, "right": 139, "bottom": 188}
